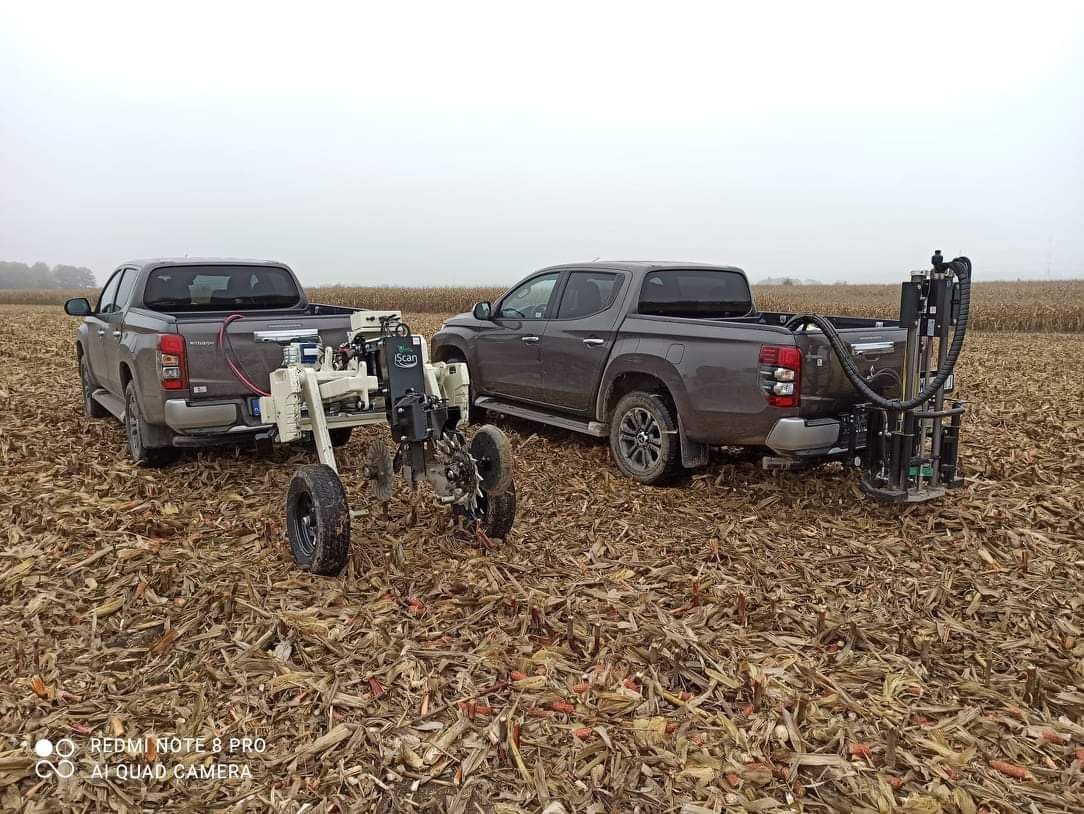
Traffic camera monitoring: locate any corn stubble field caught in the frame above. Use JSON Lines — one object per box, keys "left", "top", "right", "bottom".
{"left": 1, "top": 284, "right": 1083, "bottom": 813}
{"left": 10, "top": 279, "right": 1084, "bottom": 332}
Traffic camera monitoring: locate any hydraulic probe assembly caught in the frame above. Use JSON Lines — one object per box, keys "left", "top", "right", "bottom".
{"left": 792, "top": 250, "right": 971, "bottom": 502}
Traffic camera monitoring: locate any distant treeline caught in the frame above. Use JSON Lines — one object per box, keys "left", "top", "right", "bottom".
{"left": 0, "top": 261, "right": 96, "bottom": 289}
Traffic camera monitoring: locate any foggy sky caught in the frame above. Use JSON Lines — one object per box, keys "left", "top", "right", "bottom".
{"left": 2, "top": 2, "right": 1082, "bottom": 287}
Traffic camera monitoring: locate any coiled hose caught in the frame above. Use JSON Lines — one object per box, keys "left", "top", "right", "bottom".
{"left": 786, "top": 256, "right": 971, "bottom": 411}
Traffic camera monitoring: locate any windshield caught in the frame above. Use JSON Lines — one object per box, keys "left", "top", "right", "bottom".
{"left": 638, "top": 269, "right": 752, "bottom": 319}
{"left": 143, "top": 265, "right": 301, "bottom": 311}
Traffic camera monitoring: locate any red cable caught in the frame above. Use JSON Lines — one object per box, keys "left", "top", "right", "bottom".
{"left": 218, "top": 313, "right": 271, "bottom": 397}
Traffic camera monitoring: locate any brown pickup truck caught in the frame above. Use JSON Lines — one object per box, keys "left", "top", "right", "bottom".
{"left": 432, "top": 262, "right": 915, "bottom": 484}
{"left": 65, "top": 258, "right": 357, "bottom": 466}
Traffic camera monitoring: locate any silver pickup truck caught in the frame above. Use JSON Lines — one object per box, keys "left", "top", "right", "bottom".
{"left": 65, "top": 258, "right": 356, "bottom": 466}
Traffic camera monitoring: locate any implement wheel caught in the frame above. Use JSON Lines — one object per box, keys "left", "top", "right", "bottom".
{"left": 455, "top": 480, "right": 517, "bottom": 540}
{"left": 287, "top": 464, "right": 350, "bottom": 576}
{"left": 470, "top": 424, "right": 513, "bottom": 495}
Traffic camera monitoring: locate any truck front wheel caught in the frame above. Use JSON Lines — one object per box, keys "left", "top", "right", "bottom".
{"left": 609, "top": 391, "right": 683, "bottom": 485}
{"left": 287, "top": 464, "right": 350, "bottom": 576}
{"left": 125, "top": 383, "right": 179, "bottom": 467}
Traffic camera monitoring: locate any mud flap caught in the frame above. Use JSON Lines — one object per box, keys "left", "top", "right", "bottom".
{"left": 143, "top": 422, "right": 174, "bottom": 448}
{"left": 679, "top": 419, "right": 709, "bottom": 468}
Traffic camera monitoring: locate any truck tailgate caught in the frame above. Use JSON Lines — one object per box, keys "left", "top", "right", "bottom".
{"left": 179, "top": 314, "right": 352, "bottom": 399}
{"left": 796, "top": 325, "right": 909, "bottom": 416}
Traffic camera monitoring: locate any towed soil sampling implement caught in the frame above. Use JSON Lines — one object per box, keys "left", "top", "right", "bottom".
{"left": 252, "top": 310, "right": 516, "bottom": 574}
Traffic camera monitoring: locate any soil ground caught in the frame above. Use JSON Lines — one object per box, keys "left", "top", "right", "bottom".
{"left": 1, "top": 306, "right": 1082, "bottom": 812}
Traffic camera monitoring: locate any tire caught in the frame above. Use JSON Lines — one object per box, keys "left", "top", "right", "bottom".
{"left": 287, "top": 464, "right": 351, "bottom": 576}
{"left": 80, "top": 355, "right": 108, "bottom": 418}
{"left": 455, "top": 480, "right": 517, "bottom": 540}
{"left": 470, "top": 424, "right": 513, "bottom": 494}
{"left": 125, "top": 382, "right": 180, "bottom": 467}
{"left": 609, "top": 391, "right": 683, "bottom": 485}
{"left": 329, "top": 427, "right": 353, "bottom": 448}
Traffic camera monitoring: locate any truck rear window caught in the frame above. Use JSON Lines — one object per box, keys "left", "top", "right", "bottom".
{"left": 143, "top": 265, "right": 301, "bottom": 311}
{"left": 638, "top": 269, "right": 752, "bottom": 319}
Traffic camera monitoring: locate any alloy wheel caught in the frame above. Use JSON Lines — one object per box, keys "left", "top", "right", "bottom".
{"left": 618, "top": 406, "right": 663, "bottom": 472}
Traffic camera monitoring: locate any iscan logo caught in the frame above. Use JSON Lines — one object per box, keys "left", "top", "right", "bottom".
{"left": 34, "top": 738, "right": 76, "bottom": 778}
{"left": 394, "top": 350, "right": 419, "bottom": 368}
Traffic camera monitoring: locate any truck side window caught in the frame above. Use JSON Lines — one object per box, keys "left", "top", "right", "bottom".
{"left": 557, "top": 272, "right": 620, "bottom": 319}
{"left": 497, "top": 272, "right": 560, "bottom": 319}
{"left": 96, "top": 269, "right": 124, "bottom": 313}
{"left": 109, "top": 269, "right": 138, "bottom": 313}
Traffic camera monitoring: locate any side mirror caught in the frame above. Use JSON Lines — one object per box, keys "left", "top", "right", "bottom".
{"left": 472, "top": 301, "right": 493, "bottom": 321}
{"left": 64, "top": 297, "right": 92, "bottom": 316}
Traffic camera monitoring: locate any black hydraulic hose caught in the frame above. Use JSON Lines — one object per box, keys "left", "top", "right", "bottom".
{"left": 868, "top": 368, "right": 902, "bottom": 389}
{"left": 788, "top": 256, "right": 971, "bottom": 411}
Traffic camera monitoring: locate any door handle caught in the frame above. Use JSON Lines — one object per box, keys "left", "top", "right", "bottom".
{"left": 521, "top": 336, "right": 539, "bottom": 344}
{"left": 96, "top": 328, "right": 106, "bottom": 336}
{"left": 112, "top": 330, "right": 122, "bottom": 338}
{"left": 582, "top": 338, "right": 605, "bottom": 346}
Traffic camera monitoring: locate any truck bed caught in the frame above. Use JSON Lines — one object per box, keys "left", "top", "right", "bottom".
{"left": 611, "top": 310, "right": 906, "bottom": 445}
{"left": 160, "top": 303, "right": 357, "bottom": 401}
{"left": 730, "top": 312, "right": 908, "bottom": 416}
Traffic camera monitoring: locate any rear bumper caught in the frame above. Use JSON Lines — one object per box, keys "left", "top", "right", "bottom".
{"left": 765, "top": 417, "right": 846, "bottom": 457}
{"left": 171, "top": 425, "right": 274, "bottom": 448}
{"left": 163, "top": 398, "right": 271, "bottom": 447}
{"left": 164, "top": 399, "right": 240, "bottom": 431}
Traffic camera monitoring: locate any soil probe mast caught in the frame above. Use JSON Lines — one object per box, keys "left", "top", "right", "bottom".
{"left": 791, "top": 251, "right": 971, "bottom": 502}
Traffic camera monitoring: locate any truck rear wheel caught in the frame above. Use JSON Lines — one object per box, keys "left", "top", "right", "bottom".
{"left": 609, "top": 391, "right": 683, "bottom": 485}
{"left": 125, "top": 383, "right": 179, "bottom": 467}
{"left": 287, "top": 464, "right": 350, "bottom": 576}
{"left": 81, "top": 355, "right": 108, "bottom": 418}
{"left": 329, "top": 427, "right": 353, "bottom": 447}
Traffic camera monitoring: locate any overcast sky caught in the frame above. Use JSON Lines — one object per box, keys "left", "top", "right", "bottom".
{"left": 2, "top": 2, "right": 1082, "bottom": 286}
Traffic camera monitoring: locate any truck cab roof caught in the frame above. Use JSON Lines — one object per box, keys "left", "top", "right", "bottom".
{"left": 537, "top": 261, "right": 746, "bottom": 275}
{"left": 121, "top": 257, "right": 291, "bottom": 272}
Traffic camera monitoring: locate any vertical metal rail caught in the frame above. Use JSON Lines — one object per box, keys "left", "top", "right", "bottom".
{"left": 918, "top": 277, "right": 936, "bottom": 485}
{"left": 928, "top": 272, "right": 952, "bottom": 486}
{"left": 898, "top": 272, "right": 925, "bottom": 492}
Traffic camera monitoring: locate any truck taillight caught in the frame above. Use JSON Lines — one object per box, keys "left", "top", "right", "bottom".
{"left": 759, "top": 345, "right": 800, "bottom": 408}
{"left": 157, "top": 334, "right": 188, "bottom": 391}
